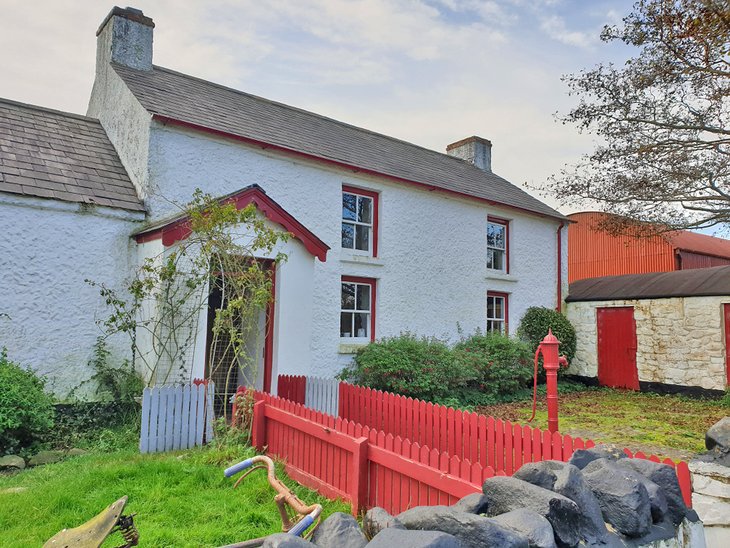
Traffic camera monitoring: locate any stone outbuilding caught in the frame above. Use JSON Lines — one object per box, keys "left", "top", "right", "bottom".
{"left": 565, "top": 265, "right": 730, "bottom": 393}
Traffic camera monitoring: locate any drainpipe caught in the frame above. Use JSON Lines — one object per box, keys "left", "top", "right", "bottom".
{"left": 556, "top": 222, "right": 565, "bottom": 312}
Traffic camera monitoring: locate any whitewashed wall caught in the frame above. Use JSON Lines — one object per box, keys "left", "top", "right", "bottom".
{"left": 141, "top": 123, "right": 564, "bottom": 381}
{"left": 0, "top": 194, "right": 143, "bottom": 396}
{"left": 567, "top": 297, "right": 729, "bottom": 390}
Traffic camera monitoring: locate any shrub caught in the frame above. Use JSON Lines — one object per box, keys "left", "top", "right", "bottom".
{"left": 452, "top": 332, "right": 533, "bottom": 405}
{"left": 338, "top": 333, "right": 474, "bottom": 402}
{"left": 0, "top": 348, "right": 55, "bottom": 456}
{"left": 517, "top": 307, "right": 577, "bottom": 379}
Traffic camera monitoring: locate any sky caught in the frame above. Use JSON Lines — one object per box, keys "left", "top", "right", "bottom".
{"left": 0, "top": 0, "right": 638, "bottom": 212}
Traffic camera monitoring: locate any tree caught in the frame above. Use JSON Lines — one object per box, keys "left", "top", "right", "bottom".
{"left": 552, "top": 0, "right": 730, "bottom": 234}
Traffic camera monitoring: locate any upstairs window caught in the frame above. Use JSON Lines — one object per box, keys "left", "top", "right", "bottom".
{"left": 340, "top": 276, "right": 376, "bottom": 341}
{"left": 342, "top": 186, "right": 378, "bottom": 256}
{"left": 487, "top": 218, "right": 509, "bottom": 273}
{"left": 487, "top": 291, "right": 508, "bottom": 334}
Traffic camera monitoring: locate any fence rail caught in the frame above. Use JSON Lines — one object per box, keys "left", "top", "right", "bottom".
{"left": 140, "top": 382, "right": 215, "bottom": 453}
{"left": 272, "top": 374, "right": 692, "bottom": 508}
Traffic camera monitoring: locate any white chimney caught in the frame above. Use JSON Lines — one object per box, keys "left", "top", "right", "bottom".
{"left": 446, "top": 136, "right": 492, "bottom": 173}
{"left": 95, "top": 6, "right": 155, "bottom": 71}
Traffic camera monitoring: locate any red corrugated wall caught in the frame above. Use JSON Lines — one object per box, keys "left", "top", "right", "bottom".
{"left": 677, "top": 251, "right": 730, "bottom": 270}
{"left": 568, "top": 212, "right": 675, "bottom": 283}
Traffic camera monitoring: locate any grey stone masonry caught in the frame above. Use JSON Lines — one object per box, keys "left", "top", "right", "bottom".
{"left": 96, "top": 6, "right": 154, "bottom": 71}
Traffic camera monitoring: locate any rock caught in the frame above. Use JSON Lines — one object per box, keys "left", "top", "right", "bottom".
{"left": 66, "top": 448, "right": 88, "bottom": 457}
{"left": 705, "top": 416, "right": 730, "bottom": 451}
{"left": 261, "top": 533, "right": 313, "bottom": 547}
{"left": 568, "top": 444, "right": 627, "bottom": 470}
{"left": 615, "top": 459, "right": 687, "bottom": 525}
{"left": 594, "top": 459, "right": 668, "bottom": 524}
{"left": 482, "top": 475, "right": 597, "bottom": 547}
{"left": 515, "top": 461, "right": 608, "bottom": 540}
{"left": 451, "top": 493, "right": 489, "bottom": 514}
{"left": 363, "top": 507, "right": 405, "bottom": 538}
{"left": 581, "top": 458, "right": 652, "bottom": 537}
{"left": 367, "top": 528, "right": 463, "bottom": 547}
{"left": 0, "top": 455, "right": 25, "bottom": 471}
{"left": 396, "top": 506, "right": 528, "bottom": 548}
{"left": 28, "top": 450, "right": 65, "bottom": 467}
{"left": 491, "top": 508, "right": 557, "bottom": 548}
{"left": 311, "top": 512, "right": 367, "bottom": 548}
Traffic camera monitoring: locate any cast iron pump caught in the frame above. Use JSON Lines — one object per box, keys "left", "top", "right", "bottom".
{"left": 528, "top": 329, "right": 569, "bottom": 433}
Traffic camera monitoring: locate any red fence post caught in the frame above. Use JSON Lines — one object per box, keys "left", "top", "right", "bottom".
{"left": 350, "top": 436, "right": 369, "bottom": 515}
{"left": 252, "top": 400, "right": 267, "bottom": 452}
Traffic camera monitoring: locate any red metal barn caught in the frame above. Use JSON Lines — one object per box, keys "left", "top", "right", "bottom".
{"left": 568, "top": 211, "right": 730, "bottom": 284}
{"left": 565, "top": 266, "right": 730, "bottom": 393}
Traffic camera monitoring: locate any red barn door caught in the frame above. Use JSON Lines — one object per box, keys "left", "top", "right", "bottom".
{"left": 597, "top": 307, "right": 639, "bottom": 390}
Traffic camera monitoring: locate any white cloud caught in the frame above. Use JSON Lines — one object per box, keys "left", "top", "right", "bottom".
{"left": 540, "top": 15, "right": 595, "bottom": 48}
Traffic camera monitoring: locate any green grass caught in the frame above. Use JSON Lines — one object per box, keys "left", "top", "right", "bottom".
{"left": 476, "top": 386, "right": 728, "bottom": 460}
{"left": 0, "top": 441, "right": 349, "bottom": 547}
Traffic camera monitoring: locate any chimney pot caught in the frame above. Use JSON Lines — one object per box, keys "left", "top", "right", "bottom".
{"left": 446, "top": 136, "right": 492, "bottom": 173}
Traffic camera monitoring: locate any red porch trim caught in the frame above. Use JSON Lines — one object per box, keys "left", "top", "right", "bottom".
{"left": 134, "top": 185, "right": 329, "bottom": 262}
{"left": 152, "top": 115, "right": 566, "bottom": 223}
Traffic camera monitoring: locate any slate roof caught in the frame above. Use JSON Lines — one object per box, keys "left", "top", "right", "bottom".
{"left": 113, "top": 64, "right": 565, "bottom": 220}
{"left": 566, "top": 265, "right": 730, "bottom": 302}
{"left": 0, "top": 98, "right": 144, "bottom": 211}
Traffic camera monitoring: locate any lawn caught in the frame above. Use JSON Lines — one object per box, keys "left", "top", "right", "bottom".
{"left": 0, "top": 441, "right": 349, "bottom": 547}
{"left": 477, "top": 386, "right": 728, "bottom": 461}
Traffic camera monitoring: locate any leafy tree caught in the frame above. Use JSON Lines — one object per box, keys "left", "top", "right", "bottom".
{"left": 552, "top": 0, "right": 730, "bottom": 234}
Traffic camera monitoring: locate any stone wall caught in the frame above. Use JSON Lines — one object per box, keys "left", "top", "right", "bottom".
{"left": 566, "top": 296, "right": 729, "bottom": 391}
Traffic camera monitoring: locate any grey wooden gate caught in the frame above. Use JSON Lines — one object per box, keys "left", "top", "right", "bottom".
{"left": 139, "top": 382, "right": 215, "bottom": 453}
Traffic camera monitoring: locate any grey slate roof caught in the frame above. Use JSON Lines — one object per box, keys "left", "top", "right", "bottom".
{"left": 566, "top": 265, "right": 730, "bottom": 302}
{"left": 113, "top": 64, "right": 565, "bottom": 220}
{"left": 0, "top": 98, "right": 144, "bottom": 211}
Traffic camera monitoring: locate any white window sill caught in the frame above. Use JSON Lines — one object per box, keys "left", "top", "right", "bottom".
{"left": 486, "top": 271, "right": 518, "bottom": 283}
{"left": 339, "top": 341, "right": 370, "bottom": 354}
{"left": 339, "top": 254, "right": 384, "bottom": 267}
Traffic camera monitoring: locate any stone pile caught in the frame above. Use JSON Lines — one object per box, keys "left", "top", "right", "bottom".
{"left": 259, "top": 445, "right": 706, "bottom": 547}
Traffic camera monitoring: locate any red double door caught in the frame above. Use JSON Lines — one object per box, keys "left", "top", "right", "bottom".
{"left": 596, "top": 307, "right": 639, "bottom": 390}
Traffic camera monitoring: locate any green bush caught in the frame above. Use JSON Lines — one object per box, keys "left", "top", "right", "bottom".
{"left": 338, "top": 333, "right": 474, "bottom": 402}
{"left": 517, "top": 307, "right": 577, "bottom": 379}
{"left": 0, "top": 348, "right": 55, "bottom": 456}
{"left": 452, "top": 332, "right": 533, "bottom": 405}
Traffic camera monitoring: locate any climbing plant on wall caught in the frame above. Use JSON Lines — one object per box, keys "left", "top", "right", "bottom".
{"left": 88, "top": 189, "right": 289, "bottom": 405}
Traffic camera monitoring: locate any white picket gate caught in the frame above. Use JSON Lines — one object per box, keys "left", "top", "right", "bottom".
{"left": 304, "top": 376, "right": 340, "bottom": 415}
{"left": 139, "top": 382, "right": 215, "bottom": 453}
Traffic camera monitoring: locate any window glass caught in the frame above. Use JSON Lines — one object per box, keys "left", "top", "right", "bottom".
{"left": 341, "top": 224, "right": 354, "bottom": 249}
{"left": 358, "top": 197, "right": 372, "bottom": 223}
{"left": 487, "top": 220, "right": 508, "bottom": 272}
{"left": 342, "top": 193, "right": 357, "bottom": 220}
{"left": 340, "top": 279, "right": 374, "bottom": 339}
{"left": 355, "top": 225, "right": 370, "bottom": 251}
{"left": 486, "top": 293, "right": 507, "bottom": 334}
{"left": 341, "top": 283, "right": 355, "bottom": 309}
{"left": 342, "top": 190, "right": 375, "bottom": 255}
{"left": 356, "top": 284, "right": 370, "bottom": 310}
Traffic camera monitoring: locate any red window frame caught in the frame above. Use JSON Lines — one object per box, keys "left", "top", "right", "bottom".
{"left": 487, "top": 291, "right": 509, "bottom": 334}
{"left": 487, "top": 216, "right": 509, "bottom": 274}
{"left": 342, "top": 185, "right": 379, "bottom": 257}
{"left": 341, "top": 275, "right": 377, "bottom": 342}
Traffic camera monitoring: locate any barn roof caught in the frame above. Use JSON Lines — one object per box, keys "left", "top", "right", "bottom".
{"left": 112, "top": 63, "right": 566, "bottom": 221}
{"left": 566, "top": 265, "right": 730, "bottom": 302}
{"left": 0, "top": 98, "right": 144, "bottom": 211}
{"left": 669, "top": 230, "right": 730, "bottom": 259}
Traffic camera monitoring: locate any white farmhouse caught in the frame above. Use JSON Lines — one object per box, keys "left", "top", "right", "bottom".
{"left": 0, "top": 7, "right": 567, "bottom": 398}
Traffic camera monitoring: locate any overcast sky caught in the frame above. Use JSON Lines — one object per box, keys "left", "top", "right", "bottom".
{"left": 1, "top": 0, "right": 637, "bottom": 212}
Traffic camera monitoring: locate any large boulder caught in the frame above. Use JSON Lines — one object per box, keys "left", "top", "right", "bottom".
{"left": 363, "top": 506, "right": 405, "bottom": 538}
{"left": 705, "top": 416, "right": 730, "bottom": 451}
{"left": 396, "top": 505, "right": 528, "bottom": 548}
{"left": 0, "top": 455, "right": 25, "bottom": 471}
{"left": 311, "top": 512, "right": 367, "bottom": 548}
{"left": 28, "top": 450, "right": 65, "bottom": 467}
{"left": 616, "top": 459, "right": 687, "bottom": 524}
{"left": 366, "top": 528, "right": 463, "bottom": 548}
{"left": 482, "top": 475, "right": 597, "bottom": 547}
{"left": 261, "top": 533, "right": 313, "bottom": 547}
{"left": 451, "top": 493, "right": 489, "bottom": 515}
{"left": 491, "top": 508, "right": 557, "bottom": 548}
{"left": 514, "top": 461, "right": 607, "bottom": 539}
{"left": 568, "top": 444, "right": 627, "bottom": 470}
{"left": 581, "top": 458, "right": 652, "bottom": 537}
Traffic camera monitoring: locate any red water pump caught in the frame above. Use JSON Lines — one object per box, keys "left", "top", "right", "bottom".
{"left": 528, "top": 329, "right": 569, "bottom": 433}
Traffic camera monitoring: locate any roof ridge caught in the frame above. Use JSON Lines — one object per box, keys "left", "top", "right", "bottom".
{"left": 146, "top": 64, "right": 505, "bottom": 177}
{"left": 0, "top": 97, "right": 101, "bottom": 125}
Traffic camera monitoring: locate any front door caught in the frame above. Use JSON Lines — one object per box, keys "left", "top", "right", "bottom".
{"left": 596, "top": 307, "right": 639, "bottom": 390}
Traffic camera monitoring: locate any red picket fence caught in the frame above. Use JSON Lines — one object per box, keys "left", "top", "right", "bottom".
{"left": 251, "top": 391, "right": 496, "bottom": 515}
{"left": 272, "top": 375, "right": 693, "bottom": 508}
